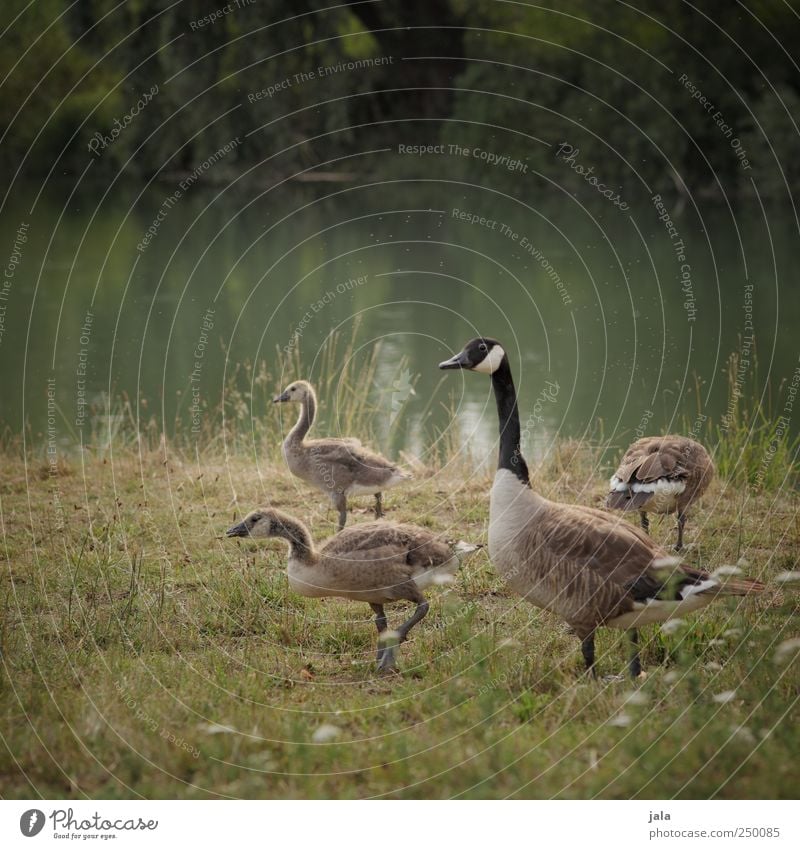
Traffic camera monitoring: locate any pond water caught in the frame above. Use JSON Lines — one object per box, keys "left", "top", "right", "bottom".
{"left": 1, "top": 177, "right": 796, "bottom": 468}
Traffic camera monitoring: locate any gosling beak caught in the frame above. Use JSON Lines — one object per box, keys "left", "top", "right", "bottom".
{"left": 438, "top": 350, "right": 470, "bottom": 370}
{"left": 272, "top": 391, "right": 290, "bottom": 403}
{"left": 226, "top": 521, "right": 248, "bottom": 538}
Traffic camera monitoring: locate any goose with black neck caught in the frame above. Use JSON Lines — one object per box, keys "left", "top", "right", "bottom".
{"left": 440, "top": 338, "right": 764, "bottom": 678}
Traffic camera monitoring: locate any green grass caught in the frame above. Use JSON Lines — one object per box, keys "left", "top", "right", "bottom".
{"left": 1, "top": 428, "right": 798, "bottom": 800}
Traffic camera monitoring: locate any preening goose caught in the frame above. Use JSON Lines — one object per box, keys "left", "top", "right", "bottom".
{"left": 440, "top": 338, "right": 763, "bottom": 678}
{"left": 606, "top": 435, "right": 714, "bottom": 551}
{"left": 226, "top": 507, "right": 476, "bottom": 671}
{"left": 274, "top": 380, "right": 410, "bottom": 530}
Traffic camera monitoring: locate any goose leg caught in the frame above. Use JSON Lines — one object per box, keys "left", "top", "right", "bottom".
{"left": 374, "top": 491, "right": 384, "bottom": 519}
{"left": 581, "top": 632, "right": 597, "bottom": 678}
{"left": 370, "top": 603, "right": 388, "bottom": 665}
{"left": 333, "top": 492, "right": 348, "bottom": 532}
{"left": 640, "top": 512, "right": 649, "bottom": 533}
{"left": 397, "top": 600, "right": 429, "bottom": 643}
{"left": 379, "top": 590, "right": 429, "bottom": 672}
{"left": 628, "top": 629, "right": 642, "bottom": 679}
{"left": 675, "top": 511, "right": 686, "bottom": 552}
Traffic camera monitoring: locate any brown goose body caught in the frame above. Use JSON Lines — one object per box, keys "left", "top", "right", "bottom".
{"left": 275, "top": 381, "right": 410, "bottom": 530}
{"left": 441, "top": 338, "right": 762, "bottom": 678}
{"left": 490, "top": 469, "right": 759, "bottom": 639}
{"left": 606, "top": 435, "right": 714, "bottom": 550}
{"left": 227, "top": 508, "right": 473, "bottom": 670}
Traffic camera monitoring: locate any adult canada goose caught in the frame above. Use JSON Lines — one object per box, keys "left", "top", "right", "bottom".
{"left": 606, "top": 436, "right": 714, "bottom": 551}
{"left": 440, "top": 338, "right": 763, "bottom": 678}
{"left": 226, "top": 507, "right": 476, "bottom": 670}
{"left": 274, "top": 380, "right": 410, "bottom": 530}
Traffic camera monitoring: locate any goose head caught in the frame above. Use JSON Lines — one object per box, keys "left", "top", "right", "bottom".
{"left": 273, "top": 380, "right": 314, "bottom": 404}
{"left": 226, "top": 509, "right": 276, "bottom": 539}
{"left": 439, "top": 338, "right": 507, "bottom": 374}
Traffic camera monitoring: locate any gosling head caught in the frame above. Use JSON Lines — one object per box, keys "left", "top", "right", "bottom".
{"left": 226, "top": 509, "right": 276, "bottom": 539}
{"left": 273, "top": 380, "right": 314, "bottom": 404}
{"left": 439, "top": 338, "right": 507, "bottom": 374}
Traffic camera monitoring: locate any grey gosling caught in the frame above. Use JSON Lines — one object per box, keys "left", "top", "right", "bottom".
{"left": 440, "top": 337, "right": 763, "bottom": 679}
{"left": 606, "top": 435, "right": 714, "bottom": 551}
{"left": 274, "top": 380, "right": 410, "bottom": 530}
{"left": 227, "top": 507, "right": 477, "bottom": 671}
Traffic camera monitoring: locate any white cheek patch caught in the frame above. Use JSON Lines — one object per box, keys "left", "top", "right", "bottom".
{"left": 473, "top": 345, "right": 506, "bottom": 374}
{"left": 631, "top": 479, "right": 686, "bottom": 495}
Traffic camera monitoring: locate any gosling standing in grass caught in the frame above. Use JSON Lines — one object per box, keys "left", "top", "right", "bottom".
{"left": 227, "top": 508, "right": 475, "bottom": 671}
{"left": 274, "top": 380, "right": 410, "bottom": 530}
{"left": 440, "top": 338, "right": 763, "bottom": 678}
{"left": 606, "top": 435, "right": 714, "bottom": 551}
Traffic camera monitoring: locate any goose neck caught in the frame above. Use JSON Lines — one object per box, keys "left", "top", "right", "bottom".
{"left": 272, "top": 515, "right": 315, "bottom": 562}
{"left": 491, "top": 358, "right": 531, "bottom": 486}
{"left": 288, "top": 390, "right": 316, "bottom": 444}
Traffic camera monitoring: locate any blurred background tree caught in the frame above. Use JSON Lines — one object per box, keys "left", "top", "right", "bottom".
{"left": 1, "top": 0, "right": 798, "bottom": 198}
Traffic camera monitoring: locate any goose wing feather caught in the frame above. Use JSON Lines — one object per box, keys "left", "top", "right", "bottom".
{"left": 306, "top": 439, "right": 401, "bottom": 474}
{"left": 321, "top": 521, "right": 451, "bottom": 567}
{"left": 524, "top": 503, "right": 715, "bottom": 627}
{"left": 614, "top": 436, "right": 689, "bottom": 483}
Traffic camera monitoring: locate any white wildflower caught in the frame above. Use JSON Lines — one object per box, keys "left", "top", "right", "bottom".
{"left": 711, "top": 565, "right": 743, "bottom": 578}
{"left": 200, "top": 723, "right": 237, "bottom": 735}
{"left": 775, "top": 571, "right": 800, "bottom": 584}
{"left": 661, "top": 618, "right": 685, "bottom": 635}
{"left": 731, "top": 725, "right": 756, "bottom": 745}
{"left": 378, "top": 629, "right": 401, "bottom": 645}
{"left": 311, "top": 724, "right": 342, "bottom": 743}
{"left": 653, "top": 556, "right": 681, "bottom": 569}
{"left": 712, "top": 690, "right": 737, "bottom": 704}
{"left": 773, "top": 637, "right": 800, "bottom": 664}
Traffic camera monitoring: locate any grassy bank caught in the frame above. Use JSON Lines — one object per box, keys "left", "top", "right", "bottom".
{"left": 1, "top": 419, "right": 798, "bottom": 799}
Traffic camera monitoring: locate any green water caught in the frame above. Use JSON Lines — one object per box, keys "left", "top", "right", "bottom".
{"left": 1, "top": 177, "right": 795, "bottom": 466}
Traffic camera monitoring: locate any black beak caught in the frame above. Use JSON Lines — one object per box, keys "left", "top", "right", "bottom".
{"left": 438, "top": 350, "right": 470, "bottom": 370}
{"left": 226, "top": 522, "right": 249, "bottom": 538}
{"left": 272, "top": 391, "right": 290, "bottom": 403}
